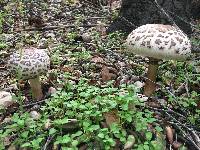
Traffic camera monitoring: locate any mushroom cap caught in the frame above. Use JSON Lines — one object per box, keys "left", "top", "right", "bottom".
{"left": 126, "top": 24, "right": 191, "bottom": 60}
{"left": 8, "top": 47, "right": 50, "bottom": 80}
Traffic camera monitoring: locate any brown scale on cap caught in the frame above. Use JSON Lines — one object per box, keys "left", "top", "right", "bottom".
{"left": 155, "top": 39, "right": 162, "bottom": 45}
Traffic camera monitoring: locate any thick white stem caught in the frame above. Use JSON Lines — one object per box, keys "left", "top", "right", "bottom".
{"left": 29, "top": 76, "right": 43, "bottom": 100}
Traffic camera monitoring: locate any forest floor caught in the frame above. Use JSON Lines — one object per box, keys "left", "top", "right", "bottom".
{"left": 0, "top": 0, "right": 200, "bottom": 150}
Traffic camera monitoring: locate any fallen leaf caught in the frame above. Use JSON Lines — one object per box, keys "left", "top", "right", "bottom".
{"left": 96, "top": 21, "right": 107, "bottom": 36}
{"left": 103, "top": 109, "right": 120, "bottom": 127}
{"left": 172, "top": 141, "right": 182, "bottom": 150}
{"left": 166, "top": 126, "right": 174, "bottom": 144}
{"left": 30, "top": 111, "right": 41, "bottom": 120}
{"left": 60, "top": 66, "right": 74, "bottom": 72}
{"left": 101, "top": 66, "right": 116, "bottom": 82}
{"left": 91, "top": 56, "right": 104, "bottom": 63}
{"left": 0, "top": 91, "right": 14, "bottom": 108}
{"left": 124, "top": 135, "right": 136, "bottom": 149}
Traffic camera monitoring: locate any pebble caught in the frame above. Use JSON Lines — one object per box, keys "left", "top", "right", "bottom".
{"left": 30, "top": 111, "right": 41, "bottom": 120}
{"left": 48, "top": 87, "right": 57, "bottom": 95}
{"left": 134, "top": 81, "right": 145, "bottom": 89}
{"left": 0, "top": 91, "right": 14, "bottom": 108}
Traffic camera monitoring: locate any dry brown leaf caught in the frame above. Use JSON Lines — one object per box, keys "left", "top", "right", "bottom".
{"left": 96, "top": 21, "right": 107, "bottom": 36}
{"left": 44, "top": 119, "right": 52, "bottom": 129}
{"left": 3, "top": 136, "right": 11, "bottom": 146}
{"left": 0, "top": 91, "right": 14, "bottom": 108}
{"left": 124, "top": 135, "right": 136, "bottom": 149}
{"left": 73, "top": 70, "right": 82, "bottom": 78}
{"left": 103, "top": 109, "right": 120, "bottom": 127}
{"left": 60, "top": 66, "right": 74, "bottom": 72}
{"left": 166, "top": 126, "right": 174, "bottom": 144}
{"left": 91, "top": 56, "right": 104, "bottom": 63}
{"left": 110, "top": 0, "right": 122, "bottom": 10}
{"left": 7, "top": 145, "right": 17, "bottom": 150}
{"left": 101, "top": 66, "right": 116, "bottom": 82}
{"left": 172, "top": 141, "right": 182, "bottom": 150}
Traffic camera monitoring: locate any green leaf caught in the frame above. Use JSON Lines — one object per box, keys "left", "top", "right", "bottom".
{"left": 145, "top": 132, "right": 152, "bottom": 141}
{"left": 54, "top": 118, "right": 68, "bottom": 125}
{"left": 90, "top": 125, "right": 100, "bottom": 131}
{"left": 72, "top": 131, "right": 83, "bottom": 138}
{"left": 155, "top": 126, "right": 163, "bottom": 132}
{"left": 71, "top": 140, "right": 79, "bottom": 146}
{"left": 83, "top": 121, "right": 90, "bottom": 127}
{"left": 21, "top": 142, "right": 31, "bottom": 148}
{"left": 137, "top": 144, "right": 144, "bottom": 150}
{"left": 143, "top": 144, "right": 150, "bottom": 150}
{"left": 17, "top": 119, "right": 25, "bottom": 127}
{"left": 147, "top": 118, "right": 156, "bottom": 123}
{"left": 62, "top": 135, "right": 71, "bottom": 143}
{"left": 121, "top": 103, "right": 129, "bottom": 110}
{"left": 31, "top": 138, "right": 43, "bottom": 148}
{"left": 21, "top": 131, "right": 29, "bottom": 138}
{"left": 98, "top": 133, "right": 105, "bottom": 138}
{"left": 49, "top": 128, "right": 57, "bottom": 135}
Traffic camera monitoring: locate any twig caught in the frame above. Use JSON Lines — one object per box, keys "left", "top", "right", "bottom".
{"left": 153, "top": 0, "right": 179, "bottom": 28}
{"left": 21, "top": 99, "right": 47, "bottom": 108}
{"left": 43, "top": 135, "right": 54, "bottom": 150}
{"left": 169, "top": 121, "right": 200, "bottom": 150}
{"left": 15, "top": 24, "right": 108, "bottom": 32}
{"left": 166, "top": 10, "right": 200, "bottom": 32}
{"left": 147, "top": 106, "right": 187, "bottom": 119}
{"left": 166, "top": 111, "right": 200, "bottom": 150}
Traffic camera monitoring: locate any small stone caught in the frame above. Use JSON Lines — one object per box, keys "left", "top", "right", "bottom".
{"left": 134, "top": 81, "right": 145, "bottom": 89}
{"left": 30, "top": 111, "right": 41, "bottom": 120}
{"left": 46, "top": 33, "right": 55, "bottom": 38}
{"left": 159, "top": 99, "right": 167, "bottom": 106}
{"left": 38, "top": 38, "right": 48, "bottom": 48}
{"left": 4, "top": 84, "right": 18, "bottom": 91}
{"left": 3, "top": 136, "right": 11, "bottom": 146}
{"left": 48, "top": 87, "right": 57, "bottom": 95}
{"left": 44, "top": 119, "right": 51, "bottom": 129}
{"left": 137, "top": 93, "right": 148, "bottom": 102}
{"left": 32, "top": 104, "right": 40, "bottom": 110}
{"left": 7, "top": 145, "right": 16, "bottom": 150}
{"left": 3, "top": 117, "right": 12, "bottom": 124}
{"left": 0, "top": 91, "right": 14, "bottom": 108}
{"left": 124, "top": 135, "right": 135, "bottom": 149}
{"left": 172, "top": 141, "right": 182, "bottom": 149}
{"left": 81, "top": 33, "right": 92, "bottom": 43}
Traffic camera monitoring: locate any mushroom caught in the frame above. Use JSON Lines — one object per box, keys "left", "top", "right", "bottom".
{"left": 126, "top": 24, "right": 191, "bottom": 96}
{"left": 8, "top": 47, "right": 50, "bottom": 100}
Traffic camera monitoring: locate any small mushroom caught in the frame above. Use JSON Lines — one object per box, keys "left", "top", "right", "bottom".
{"left": 8, "top": 47, "right": 50, "bottom": 100}
{"left": 126, "top": 24, "right": 191, "bottom": 96}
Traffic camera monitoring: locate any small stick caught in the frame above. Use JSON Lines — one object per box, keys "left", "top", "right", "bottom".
{"left": 15, "top": 24, "right": 108, "bottom": 32}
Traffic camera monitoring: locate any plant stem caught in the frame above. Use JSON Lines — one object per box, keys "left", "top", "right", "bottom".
{"left": 143, "top": 60, "right": 159, "bottom": 97}
{"left": 29, "top": 76, "right": 43, "bottom": 100}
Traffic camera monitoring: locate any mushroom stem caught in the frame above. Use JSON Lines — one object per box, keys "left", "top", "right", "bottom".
{"left": 29, "top": 76, "right": 43, "bottom": 100}
{"left": 143, "top": 59, "right": 159, "bottom": 97}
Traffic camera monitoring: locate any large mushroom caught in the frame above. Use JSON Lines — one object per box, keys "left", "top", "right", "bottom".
{"left": 126, "top": 24, "right": 191, "bottom": 96}
{"left": 8, "top": 47, "right": 50, "bottom": 100}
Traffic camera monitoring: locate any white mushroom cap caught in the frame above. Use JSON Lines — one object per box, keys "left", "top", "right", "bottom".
{"left": 8, "top": 47, "right": 50, "bottom": 80}
{"left": 126, "top": 24, "right": 191, "bottom": 60}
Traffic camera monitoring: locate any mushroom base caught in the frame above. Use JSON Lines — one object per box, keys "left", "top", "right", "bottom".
{"left": 143, "top": 60, "right": 159, "bottom": 97}
{"left": 29, "top": 77, "right": 43, "bottom": 100}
